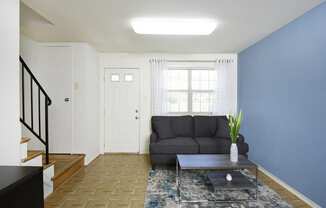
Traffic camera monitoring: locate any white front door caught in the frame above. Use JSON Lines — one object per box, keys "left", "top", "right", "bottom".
{"left": 39, "top": 46, "right": 73, "bottom": 153}
{"left": 105, "top": 68, "right": 140, "bottom": 153}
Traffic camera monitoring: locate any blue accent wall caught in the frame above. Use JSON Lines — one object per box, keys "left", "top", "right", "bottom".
{"left": 238, "top": 2, "right": 326, "bottom": 206}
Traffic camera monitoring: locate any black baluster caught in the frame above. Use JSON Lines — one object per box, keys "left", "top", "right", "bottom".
{"left": 38, "top": 88, "right": 41, "bottom": 138}
{"left": 22, "top": 65, "right": 25, "bottom": 121}
{"left": 45, "top": 97, "right": 49, "bottom": 165}
{"left": 30, "top": 76, "right": 34, "bottom": 129}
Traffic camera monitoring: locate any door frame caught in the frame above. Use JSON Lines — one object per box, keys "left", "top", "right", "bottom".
{"left": 104, "top": 67, "right": 141, "bottom": 153}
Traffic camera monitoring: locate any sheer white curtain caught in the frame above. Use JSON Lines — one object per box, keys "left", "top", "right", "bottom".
{"left": 150, "top": 58, "right": 169, "bottom": 115}
{"left": 212, "top": 58, "right": 236, "bottom": 115}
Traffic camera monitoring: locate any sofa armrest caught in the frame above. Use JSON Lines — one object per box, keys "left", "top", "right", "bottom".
{"left": 150, "top": 132, "right": 159, "bottom": 143}
{"left": 238, "top": 134, "right": 245, "bottom": 143}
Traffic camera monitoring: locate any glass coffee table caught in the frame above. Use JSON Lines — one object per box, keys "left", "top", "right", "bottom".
{"left": 176, "top": 154, "right": 258, "bottom": 203}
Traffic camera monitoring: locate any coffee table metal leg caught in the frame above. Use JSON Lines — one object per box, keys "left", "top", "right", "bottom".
{"left": 255, "top": 166, "right": 258, "bottom": 201}
{"left": 176, "top": 158, "right": 180, "bottom": 203}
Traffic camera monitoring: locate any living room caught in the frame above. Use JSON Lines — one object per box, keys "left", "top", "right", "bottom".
{"left": 1, "top": 0, "right": 325, "bottom": 207}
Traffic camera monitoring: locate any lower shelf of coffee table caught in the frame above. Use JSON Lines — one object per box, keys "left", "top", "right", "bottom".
{"left": 207, "top": 170, "right": 256, "bottom": 191}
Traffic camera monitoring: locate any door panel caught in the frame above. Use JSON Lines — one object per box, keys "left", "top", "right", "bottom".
{"left": 39, "top": 46, "right": 73, "bottom": 153}
{"left": 105, "top": 69, "right": 140, "bottom": 153}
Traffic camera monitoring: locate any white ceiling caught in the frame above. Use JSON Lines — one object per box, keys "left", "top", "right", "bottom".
{"left": 21, "top": 0, "right": 325, "bottom": 53}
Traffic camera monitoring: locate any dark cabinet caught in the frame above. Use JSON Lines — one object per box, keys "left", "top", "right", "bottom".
{"left": 0, "top": 166, "right": 44, "bottom": 208}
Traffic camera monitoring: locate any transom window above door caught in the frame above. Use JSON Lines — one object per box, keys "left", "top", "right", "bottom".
{"left": 166, "top": 69, "right": 217, "bottom": 114}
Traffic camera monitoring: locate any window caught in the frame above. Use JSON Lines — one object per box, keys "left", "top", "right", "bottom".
{"left": 111, "top": 74, "right": 120, "bottom": 82}
{"left": 166, "top": 69, "right": 216, "bottom": 114}
{"left": 124, "top": 74, "right": 133, "bottom": 82}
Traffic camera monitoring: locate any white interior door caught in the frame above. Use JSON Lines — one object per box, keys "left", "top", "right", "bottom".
{"left": 39, "top": 46, "right": 73, "bottom": 153}
{"left": 105, "top": 68, "right": 140, "bottom": 153}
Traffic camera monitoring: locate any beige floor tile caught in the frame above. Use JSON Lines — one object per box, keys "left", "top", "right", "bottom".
{"left": 46, "top": 154, "right": 309, "bottom": 208}
{"left": 45, "top": 154, "right": 149, "bottom": 208}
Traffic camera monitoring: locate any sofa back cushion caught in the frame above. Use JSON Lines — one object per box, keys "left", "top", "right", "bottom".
{"left": 194, "top": 116, "right": 217, "bottom": 137}
{"left": 170, "top": 115, "right": 193, "bottom": 137}
{"left": 215, "top": 116, "right": 230, "bottom": 138}
{"left": 151, "top": 116, "right": 175, "bottom": 139}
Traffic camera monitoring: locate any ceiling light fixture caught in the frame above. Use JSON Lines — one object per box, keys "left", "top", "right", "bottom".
{"left": 131, "top": 18, "right": 217, "bottom": 35}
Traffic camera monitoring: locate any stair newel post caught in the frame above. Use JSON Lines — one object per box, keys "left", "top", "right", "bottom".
{"left": 45, "top": 97, "right": 50, "bottom": 165}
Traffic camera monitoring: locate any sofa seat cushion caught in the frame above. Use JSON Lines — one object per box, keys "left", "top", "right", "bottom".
{"left": 195, "top": 137, "right": 249, "bottom": 154}
{"left": 150, "top": 137, "right": 199, "bottom": 154}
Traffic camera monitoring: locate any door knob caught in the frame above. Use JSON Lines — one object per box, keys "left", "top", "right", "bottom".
{"left": 64, "top": 98, "right": 70, "bottom": 102}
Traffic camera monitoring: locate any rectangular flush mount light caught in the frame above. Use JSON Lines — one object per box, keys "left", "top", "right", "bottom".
{"left": 131, "top": 18, "right": 217, "bottom": 35}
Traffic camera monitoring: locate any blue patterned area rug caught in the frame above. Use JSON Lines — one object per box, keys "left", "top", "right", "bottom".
{"left": 144, "top": 168, "right": 292, "bottom": 208}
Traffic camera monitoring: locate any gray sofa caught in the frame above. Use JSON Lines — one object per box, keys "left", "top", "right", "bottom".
{"left": 150, "top": 115, "right": 249, "bottom": 167}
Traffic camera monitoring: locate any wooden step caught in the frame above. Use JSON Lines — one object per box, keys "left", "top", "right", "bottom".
{"left": 22, "top": 150, "right": 43, "bottom": 163}
{"left": 50, "top": 154, "right": 85, "bottom": 189}
{"left": 22, "top": 152, "right": 85, "bottom": 189}
{"left": 43, "top": 160, "right": 56, "bottom": 170}
{"left": 20, "top": 137, "right": 31, "bottom": 144}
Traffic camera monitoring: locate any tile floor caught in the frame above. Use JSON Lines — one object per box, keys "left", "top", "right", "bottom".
{"left": 45, "top": 154, "right": 310, "bottom": 208}
{"left": 45, "top": 154, "right": 150, "bottom": 208}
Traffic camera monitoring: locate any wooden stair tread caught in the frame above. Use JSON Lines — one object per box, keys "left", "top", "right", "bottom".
{"left": 20, "top": 137, "right": 31, "bottom": 144}
{"left": 22, "top": 150, "right": 43, "bottom": 163}
{"left": 21, "top": 152, "right": 85, "bottom": 189}
{"left": 51, "top": 154, "right": 85, "bottom": 180}
{"left": 43, "top": 160, "right": 56, "bottom": 170}
{"left": 47, "top": 154, "right": 85, "bottom": 189}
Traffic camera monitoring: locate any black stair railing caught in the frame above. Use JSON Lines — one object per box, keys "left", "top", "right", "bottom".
{"left": 19, "top": 56, "right": 52, "bottom": 164}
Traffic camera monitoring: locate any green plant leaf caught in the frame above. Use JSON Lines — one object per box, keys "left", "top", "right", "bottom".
{"left": 228, "top": 111, "right": 243, "bottom": 143}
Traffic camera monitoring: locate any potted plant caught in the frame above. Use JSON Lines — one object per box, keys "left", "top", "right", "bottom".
{"left": 227, "top": 111, "right": 243, "bottom": 163}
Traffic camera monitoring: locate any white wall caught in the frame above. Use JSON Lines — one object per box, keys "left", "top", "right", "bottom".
{"left": 20, "top": 37, "right": 237, "bottom": 160}
{"left": 20, "top": 36, "right": 100, "bottom": 165}
{"left": 0, "top": 0, "right": 21, "bottom": 165}
{"left": 99, "top": 53, "right": 238, "bottom": 154}
{"left": 20, "top": 35, "right": 44, "bottom": 150}
{"left": 72, "top": 44, "right": 100, "bottom": 165}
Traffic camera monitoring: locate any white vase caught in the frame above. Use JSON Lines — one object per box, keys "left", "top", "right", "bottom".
{"left": 226, "top": 173, "right": 233, "bottom": 182}
{"left": 230, "top": 143, "right": 238, "bottom": 162}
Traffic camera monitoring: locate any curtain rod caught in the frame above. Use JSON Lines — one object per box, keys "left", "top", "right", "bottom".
{"left": 104, "top": 67, "right": 139, "bottom": 70}
{"left": 166, "top": 60, "right": 217, "bottom": 63}
{"left": 166, "top": 59, "right": 235, "bottom": 63}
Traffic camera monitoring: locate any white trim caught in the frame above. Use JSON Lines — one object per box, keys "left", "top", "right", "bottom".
{"left": 71, "top": 46, "right": 75, "bottom": 155}
{"left": 258, "top": 165, "right": 321, "bottom": 208}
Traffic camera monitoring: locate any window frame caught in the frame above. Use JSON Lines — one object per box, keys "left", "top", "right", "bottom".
{"left": 167, "top": 67, "right": 215, "bottom": 115}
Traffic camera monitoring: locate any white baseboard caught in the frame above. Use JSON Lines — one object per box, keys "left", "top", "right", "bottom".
{"left": 257, "top": 165, "right": 321, "bottom": 208}
{"left": 85, "top": 153, "right": 101, "bottom": 166}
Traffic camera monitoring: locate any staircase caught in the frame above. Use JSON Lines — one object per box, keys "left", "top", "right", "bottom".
{"left": 20, "top": 137, "right": 55, "bottom": 198}
{"left": 19, "top": 56, "right": 53, "bottom": 197}
{"left": 19, "top": 56, "right": 85, "bottom": 198}
{"left": 20, "top": 137, "right": 85, "bottom": 198}
{"left": 20, "top": 56, "right": 51, "bottom": 164}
